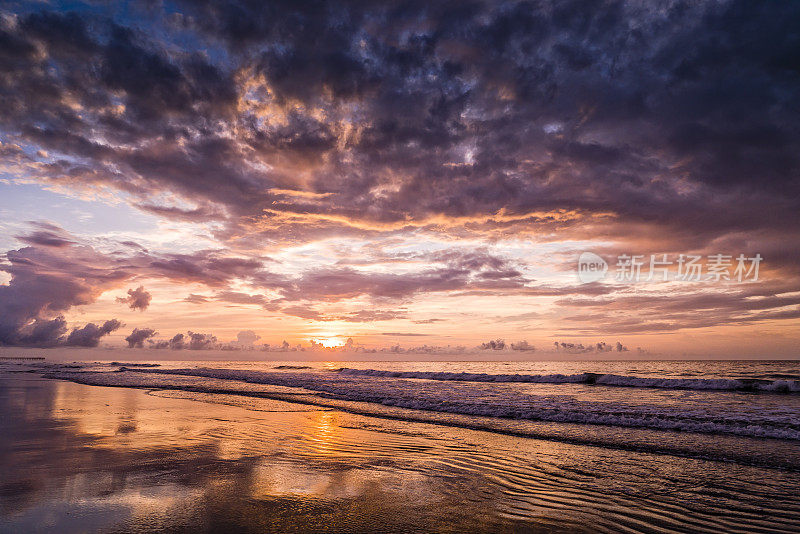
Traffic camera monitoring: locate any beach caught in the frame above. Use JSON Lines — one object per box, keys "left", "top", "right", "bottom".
{"left": 2, "top": 1, "right": 799, "bottom": 531}
{"left": 2, "top": 361, "right": 800, "bottom": 533}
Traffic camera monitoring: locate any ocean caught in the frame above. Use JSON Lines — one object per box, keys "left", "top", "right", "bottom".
{"left": 2, "top": 358, "right": 800, "bottom": 532}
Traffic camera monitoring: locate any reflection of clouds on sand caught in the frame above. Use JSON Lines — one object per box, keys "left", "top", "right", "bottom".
{"left": 51, "top": 381, "right": 141, "bottom": 439}
{"left": 249, "top": 459, "right": 435, "bottom": 503}
{"left": 4, "top": 375, "right": 800, "bottom": 532}
{"left": 250, "top": 461, "right": 344, "bottom": 499}
{"left": 5, "top": 484, "right": 204, "bottom": 534}
{"left": 0, "top": 379, "right": 218, "bottom": 531}
{"left": 0, "top": 377, "right": 505, "bottom": 531}
{"left": 0, "top": 377, "right": 461, "bottom": 531}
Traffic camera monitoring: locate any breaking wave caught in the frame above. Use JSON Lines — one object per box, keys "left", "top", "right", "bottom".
{"left": 336, "top": 368, "right": 800, "bottom": 393}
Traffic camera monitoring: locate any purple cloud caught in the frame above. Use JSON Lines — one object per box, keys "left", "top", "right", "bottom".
{"left": 116, "top": 286, "right": 152, "bottom": 311}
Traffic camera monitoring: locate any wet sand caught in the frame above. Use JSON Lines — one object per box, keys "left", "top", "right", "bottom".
{"left": 1, "top": 375, "right": 800, "bottom": 533}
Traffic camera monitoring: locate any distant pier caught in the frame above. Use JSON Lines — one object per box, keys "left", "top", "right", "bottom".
{"left": 0, "top": 356, "right": 45, "bottom": 360}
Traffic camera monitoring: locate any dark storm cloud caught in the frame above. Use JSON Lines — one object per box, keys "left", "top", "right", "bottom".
{"left": 13, "top": 316, "right": 69, "bottom": 348}
{"left": 66, "top": 319, "right": 122, "bottom": 347}
{"left": 0, "top": 0, "right": 796, "bottom": 255}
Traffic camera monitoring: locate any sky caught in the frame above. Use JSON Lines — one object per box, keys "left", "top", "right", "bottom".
{"left": 0, "top": 0, "right": 799, "bottom": 358}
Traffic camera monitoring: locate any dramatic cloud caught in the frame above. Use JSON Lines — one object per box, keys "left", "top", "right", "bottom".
{"left": 0, "top": 229, "right": 130, "bottom": 346}
{"left": 125, "top": 328, "right": 157, "bottom": 348}
{"left": 0, "top": 1, "right": 798, "bottom": 353}
{"left": 66, "top": 319, "right": 122, "bottom": 347}
{"left": 1, "top": 315, "right": 121, "bottom": 348}
{"left": 116, "top": 286, "right": 152, "bottom": 311}
{"left": 0, "top": 1, "right": 796, "bottom": 251}
{"left": 0, "top": 224, "right": 536, "bottom": 343}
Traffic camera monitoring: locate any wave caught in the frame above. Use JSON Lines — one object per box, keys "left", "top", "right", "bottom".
{"left": 273, "top": 365, "right": 313, "bottom": 370}
{"left": 109, "top": 362, "right": 161, "bottom": 367}
{"left": 81, "top": 367, "right": 800, "bottom": 441}
{"left": 336, "top": 368, "right": 800, "bottom": 393}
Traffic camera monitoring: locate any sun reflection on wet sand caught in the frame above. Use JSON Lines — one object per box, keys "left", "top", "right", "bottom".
{"left": 305, "top": 410, "right": 339, "bottom": 456}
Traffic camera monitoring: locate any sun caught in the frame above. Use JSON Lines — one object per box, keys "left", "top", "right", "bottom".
{"left": 311, "top": 336, "right": 345, "bottom": 348}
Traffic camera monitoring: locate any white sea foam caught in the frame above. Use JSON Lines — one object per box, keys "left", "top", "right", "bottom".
{"left": 337, "top": 367, "right": 800, "bottom": 392}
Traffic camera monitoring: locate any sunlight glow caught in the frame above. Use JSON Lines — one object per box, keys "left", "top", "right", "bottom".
{"left": 311, "top": 337, "right": 345, "bottom": 348}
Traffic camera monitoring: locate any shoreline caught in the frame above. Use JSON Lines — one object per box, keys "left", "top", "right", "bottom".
{"left": 43, "top": 373, "right": 800, "bottom": 473}
{"left": 2, "top": 374, "right": 800, "bottom": 532}
{"left": 35, "top": 362, "right": 800, "bottom": 473}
